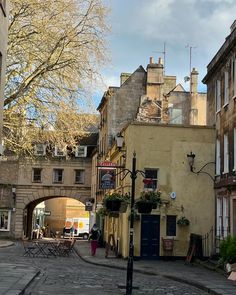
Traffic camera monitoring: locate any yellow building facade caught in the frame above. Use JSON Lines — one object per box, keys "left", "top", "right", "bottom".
{"left": 101, "top": 122, "right": 215, "bottom": 259}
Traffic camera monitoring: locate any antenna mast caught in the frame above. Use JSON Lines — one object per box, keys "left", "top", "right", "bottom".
{"left": 185, "top": 44, "right": 197, "bottom": 93}
{"left": 153, "top": 42, "right": 166, "bottom": 75}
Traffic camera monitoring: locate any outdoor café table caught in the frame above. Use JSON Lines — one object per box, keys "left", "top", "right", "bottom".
{"left": 33, "top": 239, "right": 60, "bottom": 257}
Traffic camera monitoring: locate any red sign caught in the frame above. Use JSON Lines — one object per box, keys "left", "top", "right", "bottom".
{"left": 98, "top": 161, "right": 117, "bottom": 169}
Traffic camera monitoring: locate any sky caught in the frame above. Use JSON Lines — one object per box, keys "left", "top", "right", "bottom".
{"left": 94, "top": 0, "right": 236, "bottom": 107}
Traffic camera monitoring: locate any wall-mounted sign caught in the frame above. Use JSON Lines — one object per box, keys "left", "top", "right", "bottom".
{"left": 85, "top": 201, "right": 93, "bottom": 211}
{"left": 98, "top": 161, "right": 117, "bottom": 169}
{"left": 170, "top": 192, "right": 176, "bottom": 199}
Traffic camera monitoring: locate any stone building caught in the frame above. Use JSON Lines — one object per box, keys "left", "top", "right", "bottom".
{"left": 0, "top": 0, "right": 9, "bottom": 151}
{"left": 0, "top": 133, "right": 97, "bottom": 239}
{"left": 94, "top": 58, "right": 215, "bottom": 259}
{"left": 203, "top": 20, "right": 236, "bottom": 240}
{"left": 97, "top": 58, "right": 206, "bottom": 162}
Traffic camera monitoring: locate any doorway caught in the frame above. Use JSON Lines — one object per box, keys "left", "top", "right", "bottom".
{"left": 141, "top": 215, "right": 160, "bottom": 259}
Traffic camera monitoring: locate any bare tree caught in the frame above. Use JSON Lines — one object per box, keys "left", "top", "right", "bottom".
{"left": 4, "top": 0, "right": 109, "bottom": 156}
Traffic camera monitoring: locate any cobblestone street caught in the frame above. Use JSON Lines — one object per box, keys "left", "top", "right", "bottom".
{"left": 0, "top": 242, "right": 210, "bottom": 295}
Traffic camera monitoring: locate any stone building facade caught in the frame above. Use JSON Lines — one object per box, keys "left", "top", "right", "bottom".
{"left": 0, "top": 0, "right": 9, "bottom": 150}
{"left": 203, "top": 20, "right": 236, "bottom": 239}
{"left": 0, "top": 134, "right": 97, "bottom": 239}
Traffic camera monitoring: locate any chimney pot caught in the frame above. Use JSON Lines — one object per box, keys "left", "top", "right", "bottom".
{"left": 158, "top": 57, "right": 163, "bottom": 65}
{"left": 150, "top": 57, "right": 154, "bottom": 64}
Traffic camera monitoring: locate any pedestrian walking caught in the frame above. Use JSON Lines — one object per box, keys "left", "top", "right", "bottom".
{"left": 89, "top": 224, "right": 100, "bottom": 256}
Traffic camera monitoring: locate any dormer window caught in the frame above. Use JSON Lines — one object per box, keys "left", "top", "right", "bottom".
{"left": 34, "top": 144, "right": 46, "bottom": 156}
{"left": 75, "top": 146, "right": 87, "bottom": 157}
{"left": 54, "top": 146, "right": 66, "bottom": 157}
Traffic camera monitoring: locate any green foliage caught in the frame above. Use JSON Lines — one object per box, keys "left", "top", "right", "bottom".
{"left": 136, "top": 190, "right": 162, "bottom": 205}
{"left": 103, "top": 192, "right": 130, "bottom": 204}
{"left": 177, "top": 216, "right": 190, "bottom": 226}
{"left": 219, "top": 236, "right": 236, "bottom": 264}
{"left": 97, "top": 207, "right": 108, "bottom": 217}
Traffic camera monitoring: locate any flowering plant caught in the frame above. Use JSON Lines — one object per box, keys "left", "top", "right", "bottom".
{"left": 137, "top": 190, "right": 162, "bottom": 205}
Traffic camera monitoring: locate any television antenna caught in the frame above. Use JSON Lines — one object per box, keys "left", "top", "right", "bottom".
{"left": 185, "top": 44, "right": 197, "bottom": 92}
{"left": 153, "top": 42, "right": 166, "bottom": 75}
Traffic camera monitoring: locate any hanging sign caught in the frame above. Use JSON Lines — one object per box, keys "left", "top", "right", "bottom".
{"left": 99, "top": 168, "right": 116, "bottom": 189}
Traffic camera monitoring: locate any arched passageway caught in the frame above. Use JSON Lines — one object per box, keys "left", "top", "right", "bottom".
{"left": 13, "top": 186, "right": 91, "bottom": 239}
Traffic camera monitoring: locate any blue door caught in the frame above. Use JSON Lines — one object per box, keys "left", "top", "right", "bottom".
{"left": 141, "top": 215, "right": 160, "bottom": 259}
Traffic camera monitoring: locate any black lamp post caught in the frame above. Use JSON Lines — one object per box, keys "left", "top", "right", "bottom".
{"left": 126, "top": 152, "right": 137, "bottom": 295}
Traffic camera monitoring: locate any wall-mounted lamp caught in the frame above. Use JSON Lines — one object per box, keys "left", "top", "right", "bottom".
{"left": 187, "top": 152, "right": 195, "bottom": 172}
{"left": 12, "top": 187, "right": 16, "bottom": 202}
{"left": 187, "top": 152, "right": 215, "bottom": 181}
{"left": 116, "top": 133, "right": 124, "bottom": 149}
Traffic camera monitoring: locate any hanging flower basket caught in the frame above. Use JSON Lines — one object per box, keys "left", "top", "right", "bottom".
{"left": 103, "top": 192, "right": 130, "bottom": 212}
{"left": 105, "top": 199, "right": 122, "bottom": 211}
{"left": 135, "top": 200, "right": 153, "bottom": 214}
{"left": 177, "top": 216, "right": 190, "bottom": 226}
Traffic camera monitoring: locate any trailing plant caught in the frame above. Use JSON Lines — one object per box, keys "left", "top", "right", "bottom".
{"left": 177, "top": 216, "right": 190, "bottom": 226}
{"left": 136, "top": 190, "right": 162, "bottom": 205}
{"left": 97, "top": 207, "right": 108, "bottom": 217}
{"left": 103, "top": 192, "right": 130, "bottom": 204}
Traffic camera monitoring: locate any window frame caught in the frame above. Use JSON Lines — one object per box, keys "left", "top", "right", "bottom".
{"left": 32, "top": 168, "right": 42, "bottom": 183}
{"left": 215, "top": 79, "right": 221, "bottom": 112}
{"left": 54, "top": 146, "right": 66, "bottom": 157}
{"left": 224, "top": 71, "right": 229, "bottom": 106}
{"left": 216, "top": 138, "right": 221, "bottom": 175}
{"left": 53, "top": 168, "right": 64, "bottom": 183}
{"left": 143, "top": 168, "right": 158, "bottom": 190}
{"left": 166, "top": 215, "right": 176, "bottom": 236}
{"left": 74, "top": 169, "right": 85, "bottom": 184}
{"left": 223, "top": 133, "right": 229, "bottom": 173}
{"left": 75, "top": 145, "right": 87, "bottom": 158}
{"left": 0, "top": 210, "right": 11, "bottom": 231}
{"left": 34, "top": 144, "right": 46, "bottom": 156}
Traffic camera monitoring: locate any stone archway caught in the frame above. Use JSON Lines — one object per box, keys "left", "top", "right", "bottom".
{"left": 13, "top": 186, "right": 91, "bottom": 239}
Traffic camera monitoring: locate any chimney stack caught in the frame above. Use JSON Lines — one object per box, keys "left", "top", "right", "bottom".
{"left": 190, "top": 68, "right": 198, "bottom": 94}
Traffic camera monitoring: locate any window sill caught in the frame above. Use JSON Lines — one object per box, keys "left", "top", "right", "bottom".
{"left": 223, "top": 102, "right": 229, "bottom": 109}
{"left": 222, "top": 171, "right": 229, "bottom": 175}
{"left": 0, "top": 229, "right": 9, "bottom": 232}
{"left": 53, "top": 181, "right": 63, "bottom": 184}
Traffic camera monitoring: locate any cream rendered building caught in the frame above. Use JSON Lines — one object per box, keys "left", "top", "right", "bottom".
{"left": 103, "top": 123, "right": 215, "bottom": 259}
{"left": 95, "top": 58, "right": 214, "bottom": 259}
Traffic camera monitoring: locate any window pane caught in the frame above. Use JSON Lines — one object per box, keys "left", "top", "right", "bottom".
{"left": 33, "top": 168, "right": 42, "bottom": 182}
{"left": 75, "top": 170, "right": 85, "bottom": 184}
{"left": 144, "top": 169, "right": 158, "bottom": 189}
{"left": 0, "top": 210, "right": 10, "bottom": 231}
{"left": 166, "top": 215, "right": 176, "bottom": 236}
{"left": 53, "top": 169, "right": 63, "bottom": 182}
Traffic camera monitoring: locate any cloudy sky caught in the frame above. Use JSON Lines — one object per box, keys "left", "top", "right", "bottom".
{"left": 94, "top": 0, "right": 235, "bottom": 105}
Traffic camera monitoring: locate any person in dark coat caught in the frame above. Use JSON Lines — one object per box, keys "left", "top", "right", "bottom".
{"left": 89, "top": 224, "right": 100, "bottom": 256}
